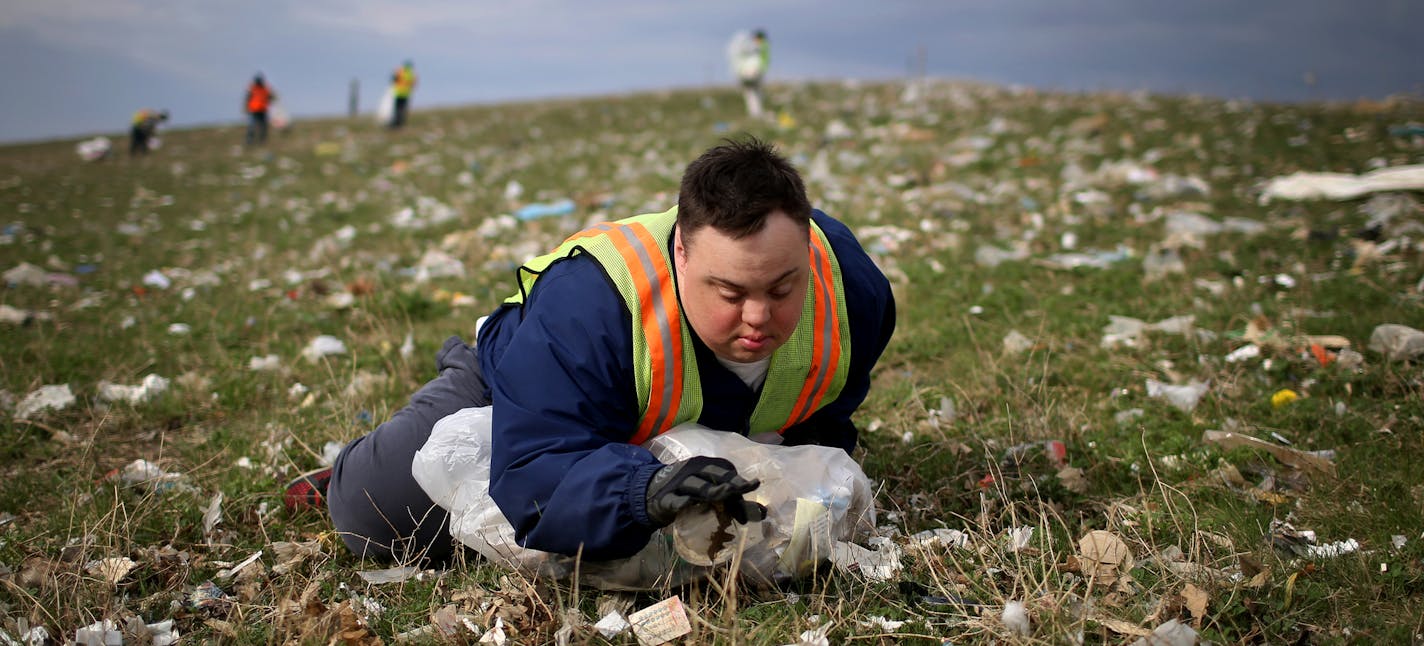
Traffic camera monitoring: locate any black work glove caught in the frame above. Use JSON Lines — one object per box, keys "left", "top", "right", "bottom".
{"left": 645, "top": 456, "right": 766, "bottom": 527}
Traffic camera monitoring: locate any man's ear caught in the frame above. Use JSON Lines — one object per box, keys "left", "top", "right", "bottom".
{"left": 673, "top": 226, "right": 686, "bottom": 266}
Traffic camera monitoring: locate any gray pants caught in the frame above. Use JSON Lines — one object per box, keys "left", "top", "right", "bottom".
{"left": 327, "top": 336, "right": 490, "bottom": 563}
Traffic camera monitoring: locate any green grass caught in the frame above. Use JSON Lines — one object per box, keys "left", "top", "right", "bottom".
{"left": 2, "top": 80, "right": 1423, "bottom": 643}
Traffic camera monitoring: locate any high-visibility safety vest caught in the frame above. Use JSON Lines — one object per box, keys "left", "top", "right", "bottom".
{"left": 504, "top": 207, "right": 852, "bottom": 445}
{"left": 247, "top": 85, "right": 271, "bottom": 113}
{"left": 132, "top": 109, "right": 151, "bottom": 126}
{"left": 393, "top": 67, "right": 416, "bottom": 98}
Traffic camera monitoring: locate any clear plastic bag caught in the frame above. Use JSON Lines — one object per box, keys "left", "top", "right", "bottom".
{"left": 411, "top": 407, "right": 876, "bottom": 590}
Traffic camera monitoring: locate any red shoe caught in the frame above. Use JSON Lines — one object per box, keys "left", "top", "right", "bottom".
{"left": 284, "top": 467, "right": 332, "bottom": 513}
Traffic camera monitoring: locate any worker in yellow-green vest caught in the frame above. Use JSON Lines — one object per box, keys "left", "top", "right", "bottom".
{"left": 389, "top": 60, "right": 417, "bottom": 128}
{"left": 301, "top": 138, "right": 896, "bottom": 563}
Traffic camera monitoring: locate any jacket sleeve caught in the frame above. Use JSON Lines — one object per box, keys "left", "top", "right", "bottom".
{"left": 486, "top": 256, "right": 665, "bottom": 560}
{"left": 780, "top": 210, "right": 897, "bottom": 454}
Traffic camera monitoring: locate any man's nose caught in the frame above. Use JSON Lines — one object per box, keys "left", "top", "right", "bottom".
{"left": 742, "top": 298, "right": 771, "bottom": 326}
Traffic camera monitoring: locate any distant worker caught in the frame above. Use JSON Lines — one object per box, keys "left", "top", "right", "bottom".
{"left": 245, "top": 74, "right": 276, "bottom": 145}
{"left": 731, "top": 29, "right": 770, "bottom": 119}
{"left": 389, "top": 60, "right": 417, "bottom": 128}
{"left": 129, "top": 109, "right": 169, "bottom": 156}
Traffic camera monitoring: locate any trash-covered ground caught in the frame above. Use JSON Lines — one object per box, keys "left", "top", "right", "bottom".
{"left": 2, "top": 80, "right": 1423, "bottom": 643}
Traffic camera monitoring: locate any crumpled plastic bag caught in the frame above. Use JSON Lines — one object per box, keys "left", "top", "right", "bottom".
{"left": 411, "top": 407, "right": 876, "bottom": 590}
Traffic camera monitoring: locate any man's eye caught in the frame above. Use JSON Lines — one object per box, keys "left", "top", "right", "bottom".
{"left": 719, "top": 291, "right": 743, "bottom": 301}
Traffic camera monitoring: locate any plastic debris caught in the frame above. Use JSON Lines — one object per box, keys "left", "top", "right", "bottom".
{"left": 627, "top": 596, "right": 692, "bottom": 646}
{"left": 16, "top": 384, "right": 75, "bottom": 419}
{"left": 248, "top": 354, "right": 281, "bottom": 371}
{"left": 829, "top": 537, "right": 903, "bottom": 581}
{"left": 1005, "top": 526, "right": 1036, "bottom": 552}
{"left": 167, "top": 323, "right": 190, "bottom": 335}
{"left": 1128, "top": 619, "right": 1197, "bottom": 646}
{"left": 782, "top": 622, "right": 832, "bottom": 646}
{"left": 302, "top": 335, "right": 347, "bottom": 362}
{"left": 594, "top": 611, "right": 630, "bottom": 638}
{"left": 76, "top": 137, "right": 112, "bottom": 162}
{"left": 1001, "top": 600, "right": 1031, "bottom": 636}
{"left": 203, "top": 492, "right": 223, "bottom": 536}
{"left": 1002, "top": 329, "right": 1034, "bottom": 354}
{"left": 1259, "top": 164, "right": 1424, "bottom": 203}
{"left": 1102, "top": 315, "right": 1195, "bottom": 348}
{"left": 1225, "top": 344, "right": 1261, "bottom": 363}
{"left": 1270, "top": 389, "right": 1299, "bottom": 408}
{"left": 478, "top": 617, "right": 507, "bottom": 645}
{"left": 189, "top": 580, "right": 230, "bottom": 610}
{"left": 910, "top": 528, "right": 970, "bottom": 550}
{"left": 142, "top": 270, "right": 172, "bottom": 289}
{"left": 74, "top": 619, "right": 121, "bottom": 646}
{"left": 215, "top": 550, "right": 262, "bottom": 579}
{"left": 1202, "top": 430, "right": 1335, "bottom": 476}
{"left": 358, "top": 565, "right": 420, "bottom": 584}
{"left": 4, "top": 262, "right": 48, "bottom": 287}
{"left": 1368, "top": 324, "right": 1424, "bottom": 361}
{"left": 514, "top": 198, "right": 576, "bottom": 221}
{"left": 97, "top": 374, "right": 170, "bottom": 404}
{"left": 1146, "top": 379, "right": 1210, "bottom": 413}
{"left": 413, "top": 249, "right": 466, "bottom": 283}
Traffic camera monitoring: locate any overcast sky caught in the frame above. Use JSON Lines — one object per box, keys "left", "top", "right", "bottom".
{"left": 1, "top": 0, "right": 1419, "bottom": 144}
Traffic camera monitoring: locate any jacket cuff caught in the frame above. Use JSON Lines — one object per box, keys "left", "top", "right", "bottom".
{"left": 628, "top": 461, "right": 665, "bottom": 527}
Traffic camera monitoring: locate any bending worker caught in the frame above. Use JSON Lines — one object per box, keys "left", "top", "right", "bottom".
{"left": 295, "top": 138, "right": 896, "bottom": 563}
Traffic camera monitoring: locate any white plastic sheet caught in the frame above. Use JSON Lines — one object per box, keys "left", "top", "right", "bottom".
{"left": 411, "top": 407, "right": 876, "bottom": 590}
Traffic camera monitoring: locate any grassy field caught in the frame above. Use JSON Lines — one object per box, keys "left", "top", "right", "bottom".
{"left": 2, "top": 80, "right": 1423, "bottom": 644}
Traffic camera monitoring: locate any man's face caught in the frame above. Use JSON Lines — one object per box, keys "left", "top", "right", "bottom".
{"left": 675, "top": 211, "right": 809, "bottom": 363}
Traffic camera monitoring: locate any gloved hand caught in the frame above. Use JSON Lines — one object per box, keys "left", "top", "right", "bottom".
{"left": 645, "top": 456, "right": 766, "bottom": 527}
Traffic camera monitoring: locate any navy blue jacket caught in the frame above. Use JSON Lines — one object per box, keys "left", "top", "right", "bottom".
{"left": 478, "top": 209, "right": 895, "bottom": 559}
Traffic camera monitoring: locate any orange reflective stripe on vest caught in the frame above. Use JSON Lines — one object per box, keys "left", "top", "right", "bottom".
{"left": 601, "top": 222, "right": 686, "bottom": 445}
{"left": 783, "top": 230, "right": 843, "bottom": 429}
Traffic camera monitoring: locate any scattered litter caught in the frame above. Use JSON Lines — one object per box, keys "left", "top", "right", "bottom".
{"left": 97, "top": 374, "right": 170, "bottom": 404}
{"left": 413, "top": 249, "right": 466, "bottom": 282}
{"left": 1001, "top": 600, "right": 1030, "bottom": 636}
{"left": 248, "top": 354, "right": 281, "bottom": 371}
{"left": 1115, "top": 408, "right": 1145, "bottom": 425}
{"left": 358, "top": 565, "right": 421, "bottom": 584}
{"left": 74, "top": 619, "right": 121, "bottom": 646}
{"left": 1392, "top": 535, "right": 1407, "bottom": 550}
{"left": 478, "top": 617, "right": 507, "bottom": 645}
{"left": 1203, "top": 430, "right": 1335, "bottom": 476}
{"left": 1225, "top": 344, "right": 1261, "bottom": 363}
{"left": 167, "top": 323, "right": 190, "bottom": 335}
{"left": 142, "top": 270, "right": 172, "bottom": 289}
{"left": 514, "top": 198, "right": 576, "bottom": 221}
{"left": 1146, "top": 379, "right": 1210, "bottom": 413}
{"left": 782, "top": 621, "right": 832, "bottom": 646}
{"left": 627, "top": 596, "right": 692, "bottom": 646}
{"left": 829, "top": 537, "right": 903, "bottom": 581}
{"left": 302, "top": 335, "right": 347, "bottom": 362}
{"left": 1102, "top": 315, "right": 1195, "bottom": 348}
{"left": 1128, "top": 619, "right": 1197, "bottom": 646}
{"left": 1368, "top": 324, "right": 1424, "bottom": 361}
{"left": 129, "top": 619, "right": 179, "bottom": 646}
{"left": 909, "top": 528, "right": 970, "bottom": 550}
{"left": 215, "top": 550, "right": 262, "bottom": 579}
{"left": 189, "top": 580, "right": 230, "bottom": 610}
{"left": 859, "top": 616, "right": 905, "bottom": 632}
{"left": 1270, "top": 389, "right": 1299, "bottom": 408}
{"left": 594, "top": 611, "right": 630, "bottom": 638}
{"left": 202, "top": 492, "right": 223, "bottom": 536}
{"left": 1270, "top": 520, "right": 1359, "bottom": 558}
{"left": 322, "top": 440, "right": 345, "bottom": 466}
{"left": 3, "top": 263, "right": 43, "bottom": 287}
{"left": 1002, "top": 329, "right": 1034, "bottom": 354}
{"left": 1259, "top": 164, "right": 1424, "bottom": 203}
{"left": 16, "top": 383, "right": 75, "bottom": 419}
{"left": 1005, "top": 526, "right": 1036, "bottom": 552}
{"left": 76, "top": 137, "right": 112, "bottom": 162}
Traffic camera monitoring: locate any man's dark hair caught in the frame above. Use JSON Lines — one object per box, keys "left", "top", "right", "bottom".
{"left": 677, "top": 137, "right": 810, "bottom": 242}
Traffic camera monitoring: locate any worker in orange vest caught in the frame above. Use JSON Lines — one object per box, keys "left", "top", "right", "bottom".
{"left": 245, "top": 74, "right": 276, "bottom": 145}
